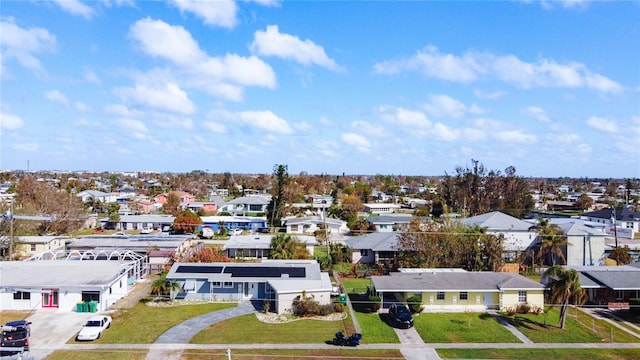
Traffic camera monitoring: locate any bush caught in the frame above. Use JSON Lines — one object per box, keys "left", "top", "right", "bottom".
{"left": 367, "top": 295, "right": 382, "bottom": 312}
{"left": 407, "top": 295, "right": 423, "bottom": 314}
{"left": 334, "top": 303, "right": 344, "bottom": 313}
{"left": 292, "top": 292, "right": 341, "bottom": 317}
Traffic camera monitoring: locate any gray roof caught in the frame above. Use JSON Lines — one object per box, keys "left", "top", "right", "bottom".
{"left": 223, "top": 234, "right": 317, "bottom": 250}
{"left": 15, "top": 236, "right": 69, "bottom": 244}
{"left": 366, "top": 214, "right": 413, "bottom": 225}
{"left": 554, "top": 221, "right": 607, "bottom": 237}
{"left": 227, "top": 196, "right": 270, "bottom": 205}
{"left": 113, "top": 214, "right": 175, "bottom": 223}
{"left": 345, "top": 232, "right": 400, "bottom": 252}
{"left": 69, "top": 234, "right": 193, "bottom": 252}
{"left": 459, "top": 211, "right": 533, "bottom": 232}
{"left": 371, "top": 271, "right": 545, "bottom": 292}
{"left": 283, "top": 216, "right": 345, "bottom": 227}
{"left": 577, "top": 266, "right": 640, "bottom": 290}
{"left": 0, "top": 261, "right": 129, "bottom": 289}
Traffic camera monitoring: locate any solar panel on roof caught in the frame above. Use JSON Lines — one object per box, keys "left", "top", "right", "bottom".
{"left": 223, "top": 266, "right": 306, "bottom": 278}
{"left": 175, "top": 265, "right": 223, "bottom": 274}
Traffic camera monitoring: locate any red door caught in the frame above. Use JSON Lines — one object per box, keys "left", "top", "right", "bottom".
{"left": 42, "top": 289, "right": 59, "bottom": 308}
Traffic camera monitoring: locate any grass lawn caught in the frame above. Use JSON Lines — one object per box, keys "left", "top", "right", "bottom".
{"left": 502, "top": 307, "right": 639, "bottom": 343}
{"left": 341, "top": 278, "right": 373, "bottom": 294}
{"left": 71, "top": 300, "right": 235, "bottom": 344}
{"left": 181, "top": 349, "right": 404, "bottom": 359}
{"left": 414, "top": 312, "right": 520, "bottom": 343}
{"left": 0, "top": 311, "right": 31, "bottom": 324}
{"left": 191, "top": 312, "right": 356, "bottom": 344}
{"left": 46, "top": 350, "right": 147, "bottom": 360}
{"left": 438, "top": 348, "right": 640, "bottom": 360}
{"left": 350, "top": 309, "right": 400, "bottom": 344}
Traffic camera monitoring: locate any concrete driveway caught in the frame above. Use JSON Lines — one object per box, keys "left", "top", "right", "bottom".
{"left": 25, "top": 309, "right": 96, "bottom": 359}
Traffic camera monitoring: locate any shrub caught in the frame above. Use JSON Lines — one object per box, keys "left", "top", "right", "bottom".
{"left": 367, "top": 295, "right": 382, "bottom": 312}
{"left": 334, "top": 303, "right": 344, "bottom": 313}
{"left": 406, "top": 295, "right": 423, "bottom": 314}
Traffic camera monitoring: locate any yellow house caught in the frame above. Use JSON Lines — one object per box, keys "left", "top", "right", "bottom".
{"left": 14, "top": 236, "right": 68, "bottom": 259}
{"left": 371, "top": 269, "right": 545, "bottom": 312}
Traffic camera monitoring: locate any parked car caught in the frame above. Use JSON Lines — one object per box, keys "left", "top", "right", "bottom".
{"left": 388, "top": 303, "right": 414, "bottom": 328}
{"left": 1, "top": 320, "right": 31, "bottom": 356}
{"left": 231, "top": 228, "right": 243, "bottom": 235}
{"left": 76, "top": 315, "right": 112, "bottom": 341}
{"left": 140, "top": 227, "right": 153, "bottom": 234}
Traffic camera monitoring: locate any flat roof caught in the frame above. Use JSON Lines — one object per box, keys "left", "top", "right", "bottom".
{"left": 371, "top": 271, "right": 545, "bottom": 292}
{"left": 0, "top": 261, "right": 129, "bottom": 289}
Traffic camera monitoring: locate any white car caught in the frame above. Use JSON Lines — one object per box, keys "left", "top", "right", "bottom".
{"left": 76, "top": 315, "right": 112, "bottom": 341}
{"left": 140, "top": 227, "right": 153, "bottom": 234}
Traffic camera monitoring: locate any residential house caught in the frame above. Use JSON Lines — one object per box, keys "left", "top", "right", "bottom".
{"left": 76, "top": 190, "right": 118, "bottom": 204}
{"left": 13, "top": 236, "right": 67, "bottom": 259}
{"left": 155, "top": 191, "right": 195, "bottom": 205}
{"left": 371, "top": 269, "right": 545, "bottom": 312}
{"left": 366, "top": 214, "right": 413, "bottom": 233}
{"left": 0, "top": 261, "right": 133, "bottom": 312}
{"left": 282, "top": 216, "right": 349, "bottom": 238}
{"left": 345, "top": 232, "right": 400, "bottom": 265}
{"left": 459, "top": 211, "right": 537, "bottom": 262}
{"left": 98, "top": 214, "right": 175, "bottom": 231}
{"left": 219, "top": 195, "right": 270, "bottom": 216}
{"left": 223, "top": 235, "right": 317, "bottom": 260}
{"left": 548, "top": 219, "right": 607, "bottom": 266}
{"left": 580, "top": 206, "right": 640, "bottom": 239}
{"left": 575, "top": 265, "right": 640, "bottom": 307}
{"left": 200, "top": 215, "right": 267, "bottom": 233}
{"left": 182, "top": 201, "right": 218, "bottom": 214}
{"left": 364, "top": 203, "right": 401, "bottom": 214}
{"left": 165, "top": 259, "right": 332, "bottom": 314}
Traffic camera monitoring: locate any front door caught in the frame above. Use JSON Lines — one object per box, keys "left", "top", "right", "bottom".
{"left": 243, "top": 282, "right": 259, "bottom": 299}
{"left": 42, "top": 289, "right": 59, "bottom": 308}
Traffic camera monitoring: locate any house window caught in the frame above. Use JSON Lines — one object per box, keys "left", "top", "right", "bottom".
{"left": 519, "top": 291, "right": 527, "bottom": 303}
{"left": 626, "top": 222, "right": 634, "bottom": 229}
{"left": 460, "top": 291, "right": 468, "bottom": 300}
{"left": 360, "top": 249, "right": 369, "bottom": 256}
{"left": 616, "top": 291, "right": 624, "bottom": 300}
{"left": 223, "top": 281, "right": 233, "bottom": 288}
{"left": 437, "top": 291, "right": 445, "bottom": 300}
{"left": 13, "top": 291, "right": 30, "bottom": 300}
{"left": 30, "top": 244, "right": 36, "bottom": 251}
{"left": 212, "top": 281, "right": 222, "bottom": 288}
{"left": 265, "top": 283, "right": 273, "bottom": 294}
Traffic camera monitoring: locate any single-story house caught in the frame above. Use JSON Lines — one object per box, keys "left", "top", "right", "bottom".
{"left": 281, "top": 216, "right": 349, "bottom": 237}
{"left": 155, "top": 191, "right": 195, "bottom": 205}
{"left": 181, "top": 201, "right": 218, "bottom": 214}
{"left": 548, "top": 219, "right": 607, "bottom": 266}
{"left": 165, "top": 260, "right": 332, "bottom": 313}
{"left": 200, "top": 215, "right": 267, "bottom": 232}
{"left": 98, "top": 214, "right": 176, "bottom": 231}
{"left": 223, "top": 235, "right": 317, "bottom": 260}
{"left": 575, "top": 265, "right": 640, "bottom": 307}
{"left": 345, "top": 232, "right": 400, "bottom": 264}
{"left": 219, "top": 196, "right": 270, "bottom": 216}
{"left": 13, "top": 236, "right": 68, "bottom": 259}
{"left": 581, "top": 206, "right": 640, "bottom": 239}
{"left": 0, "top": 261, "right": 133, "bottom": 312}
{"left": 371, "top": 269, "right": 545, "bottom": 312}
{"left": 366, "top": 214, "right": 413, "bottom": 232}
{"left": 364, "top": 203, "right": 401, "bottom": 214}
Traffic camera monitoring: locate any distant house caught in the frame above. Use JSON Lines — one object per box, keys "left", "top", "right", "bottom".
{"left": 581, "top": 206, "right": 640, "bottom": 239}
{"left": 345, "top": 232, "right": 400, "bottom": 265}
{"left": 371, "top": 269, "right": 545, "bottom": 312}
{"left": 548, "top": 219, "right": 607, "bottom": 266}
{"left": 219, "top": 196, "right": 270, "bottom": 216}
{"left": 155, "top": 191, "right": 195, "bottom": 205}
{"left": 182, "top": 201, "right": 218, "bottom": 214}
{"left": 366, "top": 214, "right": 413, "bottom": 232}
{"left": 98, "top": 214, "right": 175, "bottom": 231}
{"left": 223, "top": 235, "right": 317, "bottom": 260}
{"left": 165, "top": 260, "right": 332, "bottom": 313}
{"left": 76, "top": 190, "right": 117, "bottom": 204}
{"left": 364, "top": 203, "right": 401, "bottom": 214}
{"left": 200, "top": 215, "right": 267, "bottom": 233}
{"left": 459, "top": 211, "right": 536, "bottom": 262}
{"left": 14, "top": 236, "right": 67, "bottom": 259}
{"left": 282, "top": 216, "right": 349, "bottom": 237}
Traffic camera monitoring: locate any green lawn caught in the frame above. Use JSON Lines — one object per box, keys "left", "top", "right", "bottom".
{"left": 72, "top": 301, "right": 235, "bottom": 344}
{"left": 182, "top": 349, "right": 404, "bottom": 359}
{"left": 341, "top": 278, "right": 373, "bottom": 294}
{"left": 414, "top": 312, "right": 520, "bottom": 343}
{"left": 0, "top": 311, "right": 31, "bottom": 325}
{"left": 46, "top": 350, "right": 147, "bottom": 360}
{"left": 350, "top": 310, "right": 400, "bottom": 343}
{"left": 438, "top": 348, "right": 640, "bottom": 360}
{"left": 190, "top": 312, "right": 356, "bottom": 344}
{"left": 501, "top": 307, "right": 639, "bottom": 343}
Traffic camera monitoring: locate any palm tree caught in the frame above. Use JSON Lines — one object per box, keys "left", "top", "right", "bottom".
{"left": 167, "top": 280, "right": 182, "bottom": 300}
{"left": 536, "top": 218, "right": 567, "bottom": 265}
{"left": 542, "top": 265, "right": 587, "bottom": 329}
{"left": 150, "top": 277, "right": 167, "bottom": 297}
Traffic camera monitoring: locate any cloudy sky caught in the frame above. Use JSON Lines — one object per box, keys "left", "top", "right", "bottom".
{"left": 1, "top": 0, "right": 638, "bottom": 178}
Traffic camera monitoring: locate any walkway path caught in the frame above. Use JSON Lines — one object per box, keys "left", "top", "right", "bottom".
{"left": 488, "top": 310, "right": 533, "bottom": 344}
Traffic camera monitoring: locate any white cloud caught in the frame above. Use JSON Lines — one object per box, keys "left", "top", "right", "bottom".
{"left": 0, "top": 112, "right": 24, "bottom": 130}
{"left": 250, "top": 25, "right": 342, "bottom": 71}
{"left": 84, "top": 70, "right": 101, "bottom": 84}
{"left": 0, "top": 19, "right": 56, "bottom": 74}
{"left": 474, "top": 89, "right": 505, "bottom": 100}
{"left": 103, "top": 104, "right": 143, "bottom": 118}
{"left": 14, "top": 142, "right": 38, "bottom": 151}
{"left": 113, "top": 118, "right": 148, "bottom": 133}
{"left": 493, "top": 129, "right": 537, "bottom": 144}
{"left": 115, "top": 82, "right": 196, "bottom": 114}
{"left": 151, "top": 113, "right": 194, "bottom": 130}
{"left": 44, "top": 89, "right": 69, "bottom": 106}
{"left": 351, "top": 120, "right": 386, "bottom": 137}
{"left": 375, "top": 45, "right": 623, "bottom": 94}
{"left": 586, "top": 116, "right": 618, "bottom": 133}
{"left": 522, "top": 106, "right": 550, "bottom": 122}
{"left": 195, "top": 54, "right": 277, "bottom": 88}
{"left": 52, "top": 0, "right": 95, "bottom": 19}
{"left": 169, "top": 0, "right": 238, "bottom": 28}
{"left": 424, "top": 94, "right": 486, "bottom": 119}
{"left": 236, "top": 110, "right": 293, "bottom": 134}
{"left": 130, "top": 18, "right": 206, "bottom": 66}
{"left": 377, "top": 105, "right": 431, "bottom": 129}
{"left": 202, "top": 121, "right": 227, "bottom": 133}
{"left": 74, "top": 102, "right": 91, "bottom": 112}
{"left": 341, "top": 133, "right": 371, "bottom": 153}
{"left": 316, "top": 141, "right": 338, "bottom": 157}
{"left": 294, "top": 121, "right": 313, "bottom": 132}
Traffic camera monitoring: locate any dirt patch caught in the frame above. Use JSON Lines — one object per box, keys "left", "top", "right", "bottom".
{"left": 256, "top": 311, "right": 347, "bottom": 324}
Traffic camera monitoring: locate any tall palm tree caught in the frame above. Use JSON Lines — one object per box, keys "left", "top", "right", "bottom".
{"left": 536, "top": 218, "right": 567, "bottom": 265}
{"left": 542, "top": 265, "right": 587, "bottom": 329}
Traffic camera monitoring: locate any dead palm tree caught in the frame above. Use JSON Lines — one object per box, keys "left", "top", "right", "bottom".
{"left": 542, "top": 265, "right": 587, "bottom": 329}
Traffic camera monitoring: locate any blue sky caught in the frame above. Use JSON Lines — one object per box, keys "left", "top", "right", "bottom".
{"left": 1, "top": 0, "right": 638, "bottom": 178}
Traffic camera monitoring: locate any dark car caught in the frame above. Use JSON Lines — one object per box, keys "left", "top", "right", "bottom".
{"left": 388, "top": 303, "right": 414, "bottom": 328}
{"left": 1, "top": 320, "right": 31, "bottom": 356}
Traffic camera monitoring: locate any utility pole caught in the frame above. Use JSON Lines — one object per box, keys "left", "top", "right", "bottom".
{"left": 611, "top": 206, "right": 618, "bottom": 249}
{"left": 8, "top": 197, "right": 14, "bottom": 261}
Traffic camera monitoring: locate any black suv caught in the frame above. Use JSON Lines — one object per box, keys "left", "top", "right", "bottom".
{"left": 388, "top": 303, "right": 414, "bottom": 328}
{"left": 1, "top": 320, "right": 31, "bottom": 356}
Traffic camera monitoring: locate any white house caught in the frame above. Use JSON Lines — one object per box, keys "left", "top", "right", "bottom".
{"left": 223, "top": 235, "right": 317, "bottom": 259}
{"left": 364, "top": 203, "right": 401, "bottom": 214}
